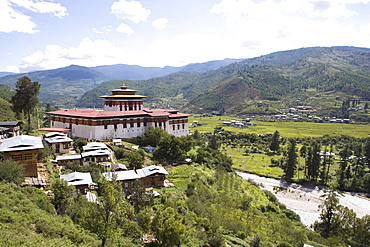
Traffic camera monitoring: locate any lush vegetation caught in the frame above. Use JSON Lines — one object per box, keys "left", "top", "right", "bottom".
{"left": 0, "top": 182, "right": 101, "bottom": 246}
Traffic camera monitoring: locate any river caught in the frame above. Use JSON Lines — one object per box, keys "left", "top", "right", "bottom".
{"left": 236, "top": 171, "right": 370, "bottom": 228}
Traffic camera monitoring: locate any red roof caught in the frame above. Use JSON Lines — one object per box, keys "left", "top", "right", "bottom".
{"left": 47, "top": 108, "right": 189, "bottom": 119}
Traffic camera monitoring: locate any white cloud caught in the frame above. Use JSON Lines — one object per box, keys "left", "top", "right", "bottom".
{"left": 11, "top": 0, "right": 68, "bottom": 18}
{"left": 92, "top": 26, "right": 113, "bottom": 34}
{"left": 0, "top": 0, "right": 67, "bottom": 33}
{"left": 152, "top": 18, "right": 168, "bottom": 30}
{"left": 18, "top": 38, "right": 127, "bottom": 72}
{"left": 116, "top": 23, "right": 134, "bottom": 36}
{"left": 111, "top": 0, "right": 151, "bottom": 23}
{"left": 6, "top": 66, "right": 20, "bottom": 73}
{"left": 0, "top": 1, "right": 38, "bottom": 33}
{"left": 141, "top": 33, "right": 230, "bottom": 67}
{"left": 209, "top": 0, "right": 370, "bottom": 57}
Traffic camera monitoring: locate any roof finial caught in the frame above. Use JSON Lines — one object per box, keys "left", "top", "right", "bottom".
{"left": 120, "top": 83, "right": 127, "bottom": 90}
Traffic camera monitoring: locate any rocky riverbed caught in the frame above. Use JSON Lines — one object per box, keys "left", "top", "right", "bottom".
{"left": 236, "top": 171, "right": 370, "bottom": 228}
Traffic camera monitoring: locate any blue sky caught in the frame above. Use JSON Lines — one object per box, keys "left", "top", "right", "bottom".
{"left": 1, "top": 0, "right": 370, "bottom": 73}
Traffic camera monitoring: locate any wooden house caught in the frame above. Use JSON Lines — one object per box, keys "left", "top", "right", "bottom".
{"left": 0, "top": 135, "right": 44, "bottom": 177}
{"left": 103, "top": 170, "right": 140, "bottom": 189}
{"left": 0, "top": 121, "right": 20, "bottom": 138}
{"left": 60, "top": 172, "right": 95, "bottom": 195}
{"left": 136, "top": 165, "right": 169, "bottom": 187}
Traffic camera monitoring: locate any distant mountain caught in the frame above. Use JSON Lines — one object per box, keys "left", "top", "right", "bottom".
{"left": 77, "top": 47, "right": 340, "bottom": 109}
{"left": 77, "top": 46, "right": 370, "bottom": 119}
{"left": 0, "top": 59, "right": 242, "bottom": 108}
{"left": 186, "top": 46, "right": 370, "bottom": 114}
{"left": 0, "top": 72, "right": 17, "bottom": 78}
{"left": 0, "top": 65, "right": 107, "bottom": 107}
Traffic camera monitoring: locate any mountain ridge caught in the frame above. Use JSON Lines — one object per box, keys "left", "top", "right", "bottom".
{"left": 0, "top": 59, "right": 242, "bottom": 108}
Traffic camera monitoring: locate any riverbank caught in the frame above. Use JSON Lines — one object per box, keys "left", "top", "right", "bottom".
{"left": 236, "top": 171, "right": 370, "bottom": 228}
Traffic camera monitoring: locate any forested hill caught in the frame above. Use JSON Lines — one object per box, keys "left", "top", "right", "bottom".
{"left": 77, "top": 46, "right": 370, "bottom": 111}
{"left": 187, "top": 46, "right": 370, "bottom": 113}
{"left": 0, "top": 59, "right": 241, "bottom": 108}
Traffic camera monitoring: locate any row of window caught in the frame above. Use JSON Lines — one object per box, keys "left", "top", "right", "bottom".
{"left": 11, "top": 153, "right": 34, "bottom": 161}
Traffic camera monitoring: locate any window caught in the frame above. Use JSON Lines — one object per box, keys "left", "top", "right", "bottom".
{"left": 11, "top": 152, "right": 33, "bottom": 161}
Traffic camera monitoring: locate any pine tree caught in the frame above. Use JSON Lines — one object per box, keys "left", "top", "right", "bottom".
{"left": 269, "top": 130, "right": 280, "bottom": 153}
{"left": 11, "top": 76, "right": 40, "bottom": 133}
{"left": 283, "top": 140, "right": 297, "bottom": 181}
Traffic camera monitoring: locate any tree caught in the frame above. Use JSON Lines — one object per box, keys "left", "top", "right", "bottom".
{"left": 154, "top": 135, "right": 194, "bottom": 162}
{"left": 127, "top": 180, "right": 153, "bottom": 212}
{"left": 139, "top": 127, "right": 169, "bottom": 147}
{"left": 269, "top": 130, "right": 280, "bottom": 153}
{"left": 126, "top": 150, "right": 145, "bottom": 170}
{"left": 208, "top": 133, "right": 220, "bottom": 150}
{"left": 73, "top": 137, "right": 87, "bottom": 153}
{"left": 283, "top": 140, "right": 297, "bottom": 181}
{"left": 50, "top": 178, "right": 75, "bottom": 215}
{"left": 0, "top": 160, "right": 25, "bottom": 185}
{"left": 11, "top": 76, "right": 40, "bottom": 132}
{"left": 307, "top": 142, "right": 321, "bottom": 181}
{"left": 314, "top": 189, "right": 347, "bottom": 238}
{"left": 76, "top": 178, "right": 137, "bottom": 247}
{"left": 151, "top": 207, "right": 185, "bottom": 247}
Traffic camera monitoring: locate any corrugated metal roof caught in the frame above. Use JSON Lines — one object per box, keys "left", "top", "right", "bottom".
{"left": 60, "top": 172, "right": 95, "bottom": 186}
{"left": 0, "top": 135, "right": 44, "bottom": 152}
{"left": 83, "top": 142, "right": 109, "bottom": 151}
{"left": 103, "top": 170, "right": 140, "bottom": 181}
{"left": 0, "top": 121, "right": 20, "bottom": 126}
{"left": 136, "top": 165, "right": 169, "bottom": 178}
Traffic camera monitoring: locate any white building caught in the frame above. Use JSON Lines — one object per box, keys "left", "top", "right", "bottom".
{"left": 47, "top": 84, "right": 189, "bottom": 140}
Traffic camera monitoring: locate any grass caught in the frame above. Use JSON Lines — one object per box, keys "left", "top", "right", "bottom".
{"left": 189, "top": 116, "right": 370, "bottom": 138}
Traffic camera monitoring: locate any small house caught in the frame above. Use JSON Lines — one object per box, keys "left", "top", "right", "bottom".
{"left": 0, "top": 121, "right": 20, "bottom": 138}
{"left": 103, "top": 170, "right": 140, "bottom": 189}
{"left": 136, "top": 165, "right": 169, "bottom": 187}
{"left": 60, "top": 172, "right": 95, "bottom": 195}
{"left": 82, "top": 150, "right": 112, "bottom": 166}
{"left": 0, "top": 135, "right": 44, "bottom": 178}
{"left": 55, "top": 153, "right": 83, "bottom": 166}
{"left": 44, "top": 132, "right": 73, "bottom": 154}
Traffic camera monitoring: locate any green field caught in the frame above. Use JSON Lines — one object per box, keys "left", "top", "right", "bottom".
{"left": 189, "top": 116, "right": 370, "bottom": 138}
{"left": 190, "top": 115, "right": 368, "bottom": 179}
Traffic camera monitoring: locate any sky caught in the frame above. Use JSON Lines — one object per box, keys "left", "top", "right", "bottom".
{"left": 1, "top": 0, "right": 370, "bottom": 73}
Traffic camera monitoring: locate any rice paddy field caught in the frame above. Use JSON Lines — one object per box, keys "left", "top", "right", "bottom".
{"left": 189, "top": 115, "right": 370, "bottom": 178}
{"left": 189, "top": 116, "right": 370, "bottom": 138}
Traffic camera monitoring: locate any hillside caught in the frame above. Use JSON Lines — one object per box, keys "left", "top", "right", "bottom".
{"left": 77, "top": 46, "right": 370, "bottom": 112}
{"left": 0, "top": 84, "right": 16, "bottom": 121}
{"left": 186, "top": 46, "right": 370, "bottom": 116}
{"left": 0, "top": 59, "right": 241, "bottom": 109}
{"left": 0, "top": 65, "right": 107, "bottom": 108}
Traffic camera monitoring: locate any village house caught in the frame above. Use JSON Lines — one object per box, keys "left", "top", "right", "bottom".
{"left": 103, "top": 170, "right": 140, "bottom": 190}
{"left": 136, "top": 165, "right": 169, "bottom": 187}
{"left": 47, "top": 84, "right": 189, "bottom": 140}
{"left": 55, "top": 153, "right": 82, "bottom": 166}
{"left": 0, "top": 135, "right": 44, "bottom": 178}
{"left": 44, "top": 132, "right": 73, "bottom": 154}
{"left": 82, "top": 142, "right": 114, "bottom": 162}
{"left": 60, "top": 171, "right": 95, "bottom": 195}
{"left": 0, "top": 121, "right": 20, "bottom": 139}
{"left": 55, "top": 149, "right": 112, "bottom": 166}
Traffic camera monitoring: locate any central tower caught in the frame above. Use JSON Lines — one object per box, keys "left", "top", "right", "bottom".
{"left": 100, "top": 84, "right": 147, "bottom": 112}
